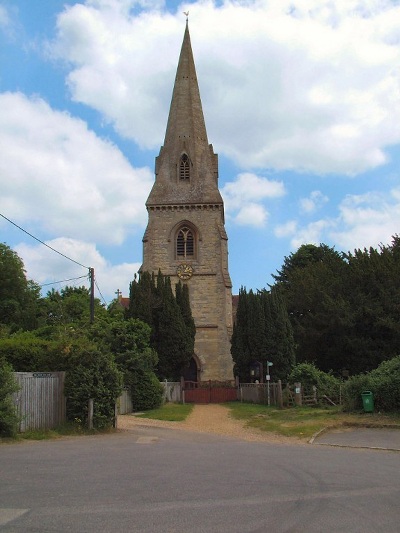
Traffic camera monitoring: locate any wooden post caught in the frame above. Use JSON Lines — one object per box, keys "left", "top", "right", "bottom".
{"left": 88, "top": 398, "right": 94, "bottom": 429}
{"left": 294, "top": 383, "right": 302, "bottom": 406}
{"left": 113, "top": 402, "right": 118, "bottom": 429}
{"left": 89, "top": 268, "right": 95, "bottom": 324}
{"left": 277, "top": 380, "right": 283, "bottom": 409}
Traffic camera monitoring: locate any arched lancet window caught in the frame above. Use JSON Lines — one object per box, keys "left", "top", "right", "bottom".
{"left": 176, "top": 226, "right": 194, "bottom": 258}
{"left": 179, "top": 154, "right": 190, "bottom": 181}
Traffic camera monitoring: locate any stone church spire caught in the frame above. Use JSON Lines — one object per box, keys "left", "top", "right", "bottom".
{"left": 141, "top": 23, "right": 234, "bottom": 382}
{"left": 147, "top": 22, "right": 223, "bottom": 207}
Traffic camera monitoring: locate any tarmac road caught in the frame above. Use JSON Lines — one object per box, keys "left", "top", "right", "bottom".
{"left": 1, "top": 426, "right": 399, "bottom": 532}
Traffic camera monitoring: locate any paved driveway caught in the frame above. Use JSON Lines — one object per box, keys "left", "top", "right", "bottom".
{"left": 1, "top": 424, "right": 399, "bottom": 532}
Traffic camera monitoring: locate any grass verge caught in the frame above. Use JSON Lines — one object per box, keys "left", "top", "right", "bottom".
{"left": 225, "top": 402, "right": 400, "bottom": 440}
{"left": 135, "top": 402, "right": 194, "bottom": 421}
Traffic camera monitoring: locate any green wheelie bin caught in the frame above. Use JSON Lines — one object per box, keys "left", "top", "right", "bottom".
{"left": 361, "top": 391, "right": 374, "bottom": 413}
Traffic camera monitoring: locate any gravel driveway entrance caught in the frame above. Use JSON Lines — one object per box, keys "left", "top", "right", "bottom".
{"left": 118, "top": 403, "right": 297, "bottom": 444}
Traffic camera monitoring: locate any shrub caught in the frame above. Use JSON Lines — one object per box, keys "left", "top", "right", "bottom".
{"left": 343, "top": 355, "right": 400, "bottom": 412}
{"left": 0, "top": 335, "right": 60, "bottom": 371}
{"left": 288, "top": 362, "right": 341, "bottom": 398}
{"left": 128, "top": 369, "right": 163, "bottom": 411}
{"left": 0, "top": 359, "right": 20, "bottom": 437}
{"left": 64, "top": 348, "right": 123, "bottom": 429}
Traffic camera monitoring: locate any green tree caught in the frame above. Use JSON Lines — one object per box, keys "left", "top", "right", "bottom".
{"left": 231, "top": 287, "right": 295, "bottom": 382}
{"left": 262, "top": 288, "right": 295, "bottom": 381}
{"left": 231, "top": 287, "right": 252, "bottom": 381}
{"left": 0, "top": 357, "right": 20, "bottom": 437}
{"left": 90, "top": 316, "right": 163, "bottom": 410}
{"left": 0, "top": 243, "right": 41, "bottom": 331}
{"left": 155, "top": 276, "right": 192, "bottom": 379}
{"left": 127, "top": 271, "right": 195, "bottom": 380}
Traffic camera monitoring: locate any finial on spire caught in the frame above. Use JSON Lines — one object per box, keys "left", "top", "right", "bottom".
{"left": 183, "top": 10, "right": 189, "bottom": 22}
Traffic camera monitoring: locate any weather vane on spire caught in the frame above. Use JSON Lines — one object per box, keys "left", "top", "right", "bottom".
{"left": 183, "top": 10, "right": 189, "bottom": 21}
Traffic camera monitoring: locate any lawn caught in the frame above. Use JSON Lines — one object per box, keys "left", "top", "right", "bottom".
{"left": 135, "top": 402, "right": 194, "bottom": 421}
{"left": 225, "top": 402, "right": 400, "bottom": 440}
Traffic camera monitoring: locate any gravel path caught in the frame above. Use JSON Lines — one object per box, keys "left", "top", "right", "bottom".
{"left": 118, "top": 404, "right": 300, "bottom": 444}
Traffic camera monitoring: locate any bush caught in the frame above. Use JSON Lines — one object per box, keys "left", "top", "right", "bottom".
{"left": 288, "top": 362, "right": 342, "bottom": 398}
{"left": 343, "top": 355, "right": 400, "bottom": 412}
{"left": 0, "top": 359, "right": 20, "bottom": 437}
{"left": 0, "top": 335, "right": 60, "bottom": 371}
{"left": 128, "top": 369, "right": 163, "bottom": 411}
{"left": 64, "top": 348, "right": 123, "bottom": 429}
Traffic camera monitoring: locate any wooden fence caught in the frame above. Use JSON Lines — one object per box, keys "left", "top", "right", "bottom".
{"left": 162, "top": 381, "right": 182, "bottom": 403}
{"left": 239, "top": 382, "right": 283, "bottom": 407}
{"left": 12, "top": 372, "right": 66, "bottom": 432}
{"left": 117, "top": 389, "right": 133, "bottom": 414}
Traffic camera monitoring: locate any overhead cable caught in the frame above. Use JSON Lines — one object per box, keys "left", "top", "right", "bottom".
{"left": 0, "top": 212, "right": 90, "bottom": 269}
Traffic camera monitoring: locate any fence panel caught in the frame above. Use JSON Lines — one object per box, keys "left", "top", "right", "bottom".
{"left": 162, "top": 381, "right": 182, "bottom": 403}
{"left": 118, "top": 389, "right": 133, "bottom": 414}
{"left": 13, "top": 372, "right": 66, "bottom": 432}
{"left": 239, "top": 383, "right": 280, "bottom": 406}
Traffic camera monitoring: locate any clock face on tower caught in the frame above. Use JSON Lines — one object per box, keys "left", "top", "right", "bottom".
{"left": 176, "top": 264, "right": 194, "bottom": 280}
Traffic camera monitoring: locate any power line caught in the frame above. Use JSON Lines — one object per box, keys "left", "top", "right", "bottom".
{"left": 0, "top": 212, "right": 90, "bottom": 270}
{"left": 94, "top": 278, "right": 108, "bottom": 306}
{"left": 40, "top": 275, "right": 88, "bottom": 288}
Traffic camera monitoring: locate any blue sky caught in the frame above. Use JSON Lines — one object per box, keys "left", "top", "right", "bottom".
{"left": 1, "top": 0, "right": 399, "bottom": 304}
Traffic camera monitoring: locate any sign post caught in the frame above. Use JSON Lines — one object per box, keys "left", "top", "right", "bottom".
{"left": 266, "top": 361, "right": 273, "bottom": 406}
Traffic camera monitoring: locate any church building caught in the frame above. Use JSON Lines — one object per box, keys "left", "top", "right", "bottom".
{"left": 140, "top": 21, "right": 234, "bottom": 381}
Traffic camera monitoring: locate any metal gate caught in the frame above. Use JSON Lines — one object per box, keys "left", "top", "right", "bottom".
{"left": 183, "top": 381, "right": 238, "bottom": 404}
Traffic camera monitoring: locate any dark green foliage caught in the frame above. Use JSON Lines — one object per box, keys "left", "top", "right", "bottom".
{"left": 40, "top": 286, "right": 107, "bottom": 328}
{"left": 288, "top": 362, "right": 341, "bottom": 397}
{"left": 0, "top": 358, "right": 20, "bottom": 437}
{"left": 127, "top": 271, "right": 195, "bottom": 380}
{"left": 0, "top": 243, "right": 41, "bottom": 331}
{"left": 64, "top": 347, "right": 123, "bottom": 429}
{"left": 91, "top": 317, "right": 163, "bottom": 410}
{"left": 231, "top": 287, "right": 295, "bottom": 382}
{"left": 0, "top": 334, "right": 61, "bottom": 371}
{"left": 272, "top": 238, "right": 400, "bottom": 375}
{"left": 128, "top": 369, "right": 163, "bottom": 411}
{"left": 262, "top": 288, "right": 296, "bottom": 381}
{"left": 155, "top": 277, "right": 192, "bottom": 379}
{"left": 231, "top": 287, "right": 252, "bottom": 380}
{"left": 343, "top": 355, "right": 400, "bottom": 412}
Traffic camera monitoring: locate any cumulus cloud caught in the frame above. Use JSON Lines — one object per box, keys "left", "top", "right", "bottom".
{"left": 49, "top": 0, "right": 400, "bottom": 175}
{"left": 15, "top": 238, "right": 140, "bottom": 302}
{"left": 0, "top": 92, "right": 152, "bottom": 245}
{"left": 299, "top": 190, "right": 329, "bottom": 213}
{"left": 331, "top": 188, "right": 400, "bottom": 251}
{"left": 275, "top": 185, "right": 400, "bottom": 253}
{"left": 222, "top": 172, "right": 285, "bottom": 227}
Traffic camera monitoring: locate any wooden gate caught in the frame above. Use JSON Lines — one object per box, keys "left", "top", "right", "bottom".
{"left": 13, "top": 372, "right": 66, "bottom": 432}
{"left": 183, "top": 381, "right": 238, "bottom": 404}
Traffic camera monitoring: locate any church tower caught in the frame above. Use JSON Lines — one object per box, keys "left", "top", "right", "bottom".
{"left": 141, "top": 22, "right": 234, "bottom": 381}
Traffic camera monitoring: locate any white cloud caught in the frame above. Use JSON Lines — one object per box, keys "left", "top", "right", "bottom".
{"left": 15, "top": 238, "right": 139, "bottom": 302}
{"left": 0, "top": 5, "right": 11, "bottom": 30}
{"left": 0, "top": 92, "right": 153, "bottom": 245}
{"left": 222, "top": 172, "right": 285, "bottom": 227}
{"left": 274, "top": 220, "right": 297, "bottom": 238}
{"left": 275, "top": 184, "right": 400, "bottom": 254}
{"left": 49, "top": 0, "right": 400, "bottom": 175}
{"left": 331, "top": 188, "right": 400, "bottom": 251}
{"left": 299, "top": 190, "right": 329, "bottom": 214}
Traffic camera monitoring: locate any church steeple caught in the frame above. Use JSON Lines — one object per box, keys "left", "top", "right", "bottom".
{"left": 141, "top": 23, "right": 234, "bottom": 381}
{"left": 163, "top": 21, "right": 208, "bottom": 152}
{"left": 147, "top": 23, "right": 223, "bottom": 207}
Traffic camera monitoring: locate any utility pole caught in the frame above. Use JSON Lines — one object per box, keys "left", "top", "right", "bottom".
{"left": 89, "top": 267, "right": 95, "bottom": 323}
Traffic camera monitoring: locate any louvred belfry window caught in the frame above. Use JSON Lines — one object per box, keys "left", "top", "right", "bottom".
{"left": 179, "top": 154, "right": 190, "bottom": 180}
{"left": 177, "top": 227, "right": 194, "bottom": 258}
